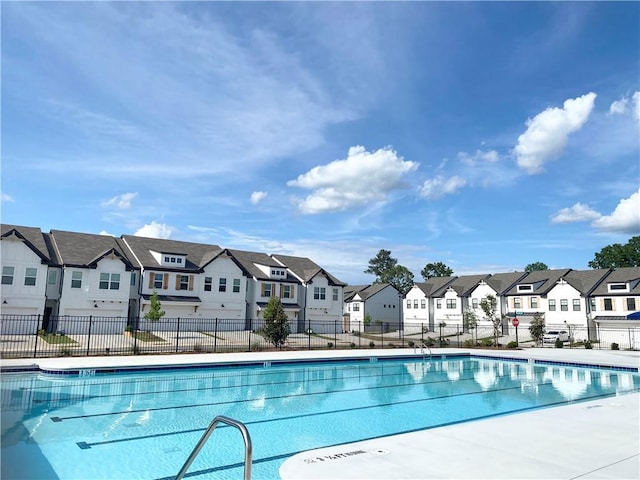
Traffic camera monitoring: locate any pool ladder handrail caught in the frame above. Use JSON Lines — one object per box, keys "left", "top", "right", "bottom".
{"left": 413, "top": 343, "right": 432, "bottom": 360}
{"left": 175, "top": 415, "right": 252, "bottom": 480}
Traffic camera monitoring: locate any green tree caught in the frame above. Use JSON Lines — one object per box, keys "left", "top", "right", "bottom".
{"left": 365, "top": 249, "right": 415, "bottom": 294}
{"left": 480, "top": 294, "right": 501, "bottom": 346}
{"left": 528, "top": 314, "right": 546, "bottom": 346}
{"left": 524, "top": 262, "right": 549, "bottom": 272}
{"left": 588, "top": 236, "right": 640, "bottom": 268}
{"left": 262, "top": 296, "right": 290, "bottom": 348}
{"left": 144, "top": 290, "right": 165, "bottom": 321}
{"left": 421, "top": 262, "right": 454, "bottom": 279}
{"left": 463, "top": 308, "right": 478, "bottom": 343}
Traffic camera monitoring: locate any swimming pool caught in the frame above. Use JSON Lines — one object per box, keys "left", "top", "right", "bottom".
{"left": 2, "top": 355, "right": 639, "bottom": 480}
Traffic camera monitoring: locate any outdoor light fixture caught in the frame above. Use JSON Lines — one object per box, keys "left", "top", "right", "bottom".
{"left": 2, "top": 300, "right": 6, "bottom": 305}
{"left": 94, "top": 303, "right": 98, "bottom": 308}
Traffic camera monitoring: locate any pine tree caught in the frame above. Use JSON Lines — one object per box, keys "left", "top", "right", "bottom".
{"left": 262, "top": 296, "right": 290, "bottom": 348}
{"left": 144, "top": 290, "right": 165, "bottom": 321}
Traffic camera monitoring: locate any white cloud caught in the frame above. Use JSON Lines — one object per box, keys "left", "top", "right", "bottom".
{"left": 1, "top": 193, "right": 15, "bottom": 203}
{"left": 287, "top": 145, "right": 418, "bottom": 214}
{"left": 101, "top": 192, "right": 138, "bottom": 209}
{"left": 592, "top": 189, "right": 640, "bottom": 234}
{"left": 633, "top": 91, "right": 640, "bottom": 122}
{"left": 550, "top": 202, "right": 601, "bottom": 224}
{"left": 250, "top": 191, "right": 268, "bottom": 205}
{"left": 457, "top": 149, "right": 499, "bottom": 166}
{"left": 134, "top": 221, "right": 172, "bottom": 239}
{"left": 514, "top": 92, "right": 597, "bottom": 174}
{"left": 608, "top": 97, "right": 628, "bottom": 115}
{"left": 99, "top": 230, "right": 115, "bottom": 237}
{"left": 419, "top": 175, "right": 467, "bottom": 199}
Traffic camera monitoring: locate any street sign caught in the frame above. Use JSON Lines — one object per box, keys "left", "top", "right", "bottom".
{"left": 512, "top": 318, "right": 519, "bottom": 327}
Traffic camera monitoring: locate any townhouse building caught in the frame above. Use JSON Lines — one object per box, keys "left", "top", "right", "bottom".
{"left": 343, "top": 283, "right": 403, "bottom": 333}
{"left": 468, "top": 271, "right": 528, "bottom": 329}
{"left": 404, "top": 276, "right": 456, "bottom": 331}
{"left": 431, "top": 274, "right": 491, "bottom": 328}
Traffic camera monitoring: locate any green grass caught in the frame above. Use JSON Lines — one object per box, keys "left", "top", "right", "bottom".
{"left": 130, "top": 331, "right": 166, "bottom": 342}
{"left": 38, "top": 333, "right": 77, "bottom": 345}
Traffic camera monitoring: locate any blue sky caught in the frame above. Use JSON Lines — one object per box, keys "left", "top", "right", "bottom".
{"left": 2, "top": 1, "right": 639, "bottom": 285}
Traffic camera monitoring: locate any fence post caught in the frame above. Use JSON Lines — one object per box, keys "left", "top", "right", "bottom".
{"left": 86, "top": 315, "right": 93, "bottom": 356}
{"left": 176, "top": 317, "right": 180, "bottom": 353}
{"left": 248, "top": 319, "right": 252, "bottom": 352}
{"left": 33, "top": 314, "right": 41, "bottom": 358}
{"left": 456, "top": 325, "right": 459, "bottom": 347}
{"left": 628, "top": 328, "right": 632, "bottom": 351}
{"left": 334, "top": 320, "right": 337, "bottom": 348}
{"left": 133, "top": 323, "right": 138, "bottom": 354}
{"left": 358, "top": 321, "right": 361, "bottom": 349}
{"left": 381, "top": 324, "right": 384, "bottom": 348}
{"left": 214, "top": 318, "right": 218, "bottom": 353}
{"left": 421, "top": 323, "right": 424, "bottom": 345}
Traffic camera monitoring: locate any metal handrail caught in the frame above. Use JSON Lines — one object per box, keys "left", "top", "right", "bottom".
{"left": 175, "top": 415, "right": 252, "bottom": 480}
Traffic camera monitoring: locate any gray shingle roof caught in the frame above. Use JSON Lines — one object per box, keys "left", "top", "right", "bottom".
{"left": 50, "top": 229, "right": 136, "bottom": 269}
{"left": 414, "top": 276, "right": 457, "bottom": 296}
{"left": 437, "top": 274, "right": 491, "bottom": 297}
{"left": 1, "top": 224, "right": 59, "bottom": 264}
{"left": 503, "top": 268, "right": 572, "bottom": 295}
{"left": 590, "top": 267, "right": 640, "bottom": 295}
{"left": 484, "top": 272, "right": 528, "bottom": 294}
{"left": 122, "top": 235, "right": 222, "bottom": 271}
{"left": 563, "top": 269, "right": 611, "bottom": 295}
{"left": 344, "top": 283, "right": 397, "bottom": 301}
{"left": 227, "top": 249, "right": 296, "bottom": 282}
{"left": 271, "top": 254, "right": 345, "bottom": 286}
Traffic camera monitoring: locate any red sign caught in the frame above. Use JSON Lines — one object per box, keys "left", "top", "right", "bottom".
{"left": 512, "top": 318, "right": 519, "bottom": 327}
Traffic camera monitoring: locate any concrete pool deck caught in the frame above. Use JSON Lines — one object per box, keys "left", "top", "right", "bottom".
{"left": 2, "top": 348, "right": 639, "bottom": 479}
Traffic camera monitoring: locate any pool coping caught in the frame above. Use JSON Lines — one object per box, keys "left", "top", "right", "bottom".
{"left": 2, "top": 348, "right": 639, "bottom": 480}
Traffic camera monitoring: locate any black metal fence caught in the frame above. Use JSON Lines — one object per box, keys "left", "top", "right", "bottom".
{"left": 1, "top": 315, "right": 638, "bottom": 358}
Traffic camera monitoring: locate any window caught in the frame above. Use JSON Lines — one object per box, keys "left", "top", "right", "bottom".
{"left": 573, "top": 299, "right": 581, "bottom": 311}
{"left": 233, "top": 278, "right": 241, "bottom": 293}
{"left": 314, "top": 287, "right": 326, "bottom": 300}
{"left": 517, "top": 285, "right": 533, "bottom": 292}
{"left": 332, "top": 288, "right": 339, "bottom": 301}
{"left": 446, "top": 299, "right": 456, "bottom": 309}
{"left": 2, "top": 266, "right": 14, "bottom": 285}
{"left": 413, "top": 299, "right": 419, "bottom": 309}
{"left": 436, "top": 299, "right": 442, "bottom": 309}
{"left": 281, "top": 284, "right": 292, "bottom": 298}
{"left": 530, "top": 297, "right": 538, "bottom": 308}
{"left": 560, "top": 299, "right": 568, "bottom": 311}
{"left": 406, "top": 300, "right": 412, "bottom": 309}
{"left": 549, "top": 299, "right": 556, "bottom": 311}
{"left": 353, "top": 303, "right": 360, "bottom": 312}
{"left": 627, "top": 298, "right": 636, "bottom": 311}
{"left": 71, "top": 271, "right": 83, "bottom": 289}
{"left": 100, "top": 273, "right": 120, "bottom": 290}
{"left": 603, "top": 298, "right": 613, "bottom": 311}
{"left": 513, "top": 297, "right": 521, "bottom": 308}
{"left": 421, "top": 299, "right": 426, "bottom": 309}
{"left": 204, "top": 277, "right": 212, "bottom": 291}
{"left": 590, "top": 298, "right": 596, "bottom": 311}
{"left": 47, "top": 270, "right": 58, "bottom": 285}
{"left": 609, "top": 283, "right": 628, "bottom": 292}
{"left": 130, "top": 272, "right": 136, "bottom": 286}
{"left": 179, "top": 275, "right": 190, "bottom": 291}
{"left": 472, "top": 298, "right": 478, "bottom": 309}
{"left": 262, "top": 283, "right": 273, "bottom": 297}
{"left": 24, "top": 268, "right": 37, "bottom": 286}
{"left": 154, "top": 273, "right": 163, "bottom": 289}
{"left": 218, "top": 277, "right": 227, "bottom": 292}
{"left": 164, "top": 256, "right": 170, "bottom": 263}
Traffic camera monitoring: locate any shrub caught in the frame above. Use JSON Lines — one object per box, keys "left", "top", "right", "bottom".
{"left": 369, "top": 341, "right": 376, "bottom": 348}
{"left": 463, "top": 339, "right": 476, "bottom": 348}
{"left": 507, "top": 341, "right": 518, "bottom": 349}
{"left": 424, "top": 337, "right": 436, "bottom": 347}
{"left": 350, "top": 342, "right": 356, "bottom": 349}
{"left": 555, "top": 338, "right": 564, "bottom": 348}
{"left": 193, "top": 343, "right": 203, "bottom": 353}
{"left": 584, "top": 341, "right": 593, "bottom": 349}
{"left": 327, "top": 342, "right": 334, "bottom": 349}
{"left": 611, "top": 342, "right": 619, "bottom": 350}
{"left": 407, "top": 340, "right": 415, "bottom": 347}
{"left": 479, "top": 337, "right": 494, "bottom": 347}
{"left": 439, "top": 338, "right": 450, "bottom": 348}
{"left": 58, "top": 346, "right": 71, "bottom": 357}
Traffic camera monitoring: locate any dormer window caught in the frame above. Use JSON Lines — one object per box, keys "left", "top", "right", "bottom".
{"left": 270, "top": 268, "right": 286, "bottom": 278}
{"left": 517, "top": 285, "right": 533, "bottom": 292}
{"left": 161, "top": 255, "right": 185, "bottom": 267}
{"left": 608, "top": 283, "right": 628, "bottom": 292}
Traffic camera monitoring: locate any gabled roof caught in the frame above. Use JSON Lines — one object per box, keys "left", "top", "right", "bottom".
{"left": 562, "top": 269, "right": 611, "bottom": 295}
{"left": 590, "top": 267, "right": 640, "bottom": 296}
{"left": 122, "top": 235, "right": 221, "bottom": 271}
{"left": 438, "top": 274, "right": 491, "bottom": 297}
{"left": 1, "top": 224, "right": 59, "bottom": 265}
{"left": 413, "top": 276, "right": 457, "bottom": 297}
{"left": 51, "top": 230, "right": 136, "bottom": 270}
{"left": 344, "top": 283, "right": 398, "bottom": 301}
{"left": 227, "top": 249, "right": 298, "bottom": 282}
{"left": 271, "top": 254, "right": 346, "bottom": 286}
{"left": 503, "top": 268, "right": 572, "bottom": 296}
{"left": 484, "top": 271, "right": 528, "bottom": 295}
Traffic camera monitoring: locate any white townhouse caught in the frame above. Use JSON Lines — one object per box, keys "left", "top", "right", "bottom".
{"left": 468, "top": 272, "right": 527, "bottom": 331}
{"left": 544, "top": 269, "right": 610, "bottom": 331}
{"left": 271, "top": 254, "right": 346, "bottom": 334}
{"left": 50, "top": 229, "right": 138, "bottom": 334}
{"left": 403, "top": 277, "right": 456, "bottom": 331}
{"left": 343, "top": 283, "right": 402, "bottom": 333}
{"left": 122, "top": 236, "right": 248, "bottom": 329}
{"left": 502, "top": 269, "right": 572, "bottom": 330}
{"left": 227, "top": 249, "right": 303, "bottom": 331}
{"left": 431, "top": 274, "right": 491, "bottom": 328}
{"left": 588, "top": 267, "right": 640, "bottom": 348}
{"left": 1, "top": 225, "right": 60, "bottom": 333}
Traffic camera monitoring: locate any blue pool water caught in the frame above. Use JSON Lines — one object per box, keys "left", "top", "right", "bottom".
{"left": 2, "top": 356, "right": 639, "bottom": 480}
